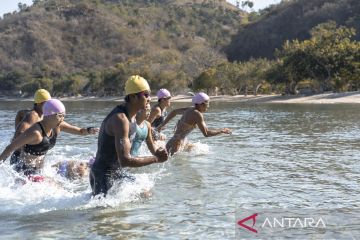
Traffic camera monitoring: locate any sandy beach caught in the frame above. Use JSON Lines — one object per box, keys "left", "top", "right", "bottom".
{"left": 1, "top": 91, "right": 360, "bottom": 104}
{"left": 205, "top": 91, "right": 360, "bottom": 104}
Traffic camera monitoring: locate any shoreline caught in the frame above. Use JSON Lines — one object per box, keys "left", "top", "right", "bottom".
{"left": 0, "top": 91, "right": 359, "bottom": 104}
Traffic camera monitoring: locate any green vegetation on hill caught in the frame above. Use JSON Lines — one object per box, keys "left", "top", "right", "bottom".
{"left": 0, "top": 0, "right": 244, "bottom": 96}
{"left": 1, "top": 0, "right": 359, "bottom": 97}
{"left": 195, "top": 21, "right": 360, "bottom": 95}
{"left": 226, "top": 0, "right": 360, "bottom": 61}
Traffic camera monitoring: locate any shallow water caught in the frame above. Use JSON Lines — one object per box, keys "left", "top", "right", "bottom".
{"left": 0, "top": 101, "right": 359, "bottom": 239}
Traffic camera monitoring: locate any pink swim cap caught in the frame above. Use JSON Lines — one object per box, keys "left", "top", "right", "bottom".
{"left": 157, "top": 88, "right": 171, "bottom": 99}
{"left": 43, "top": 99, "right": 66, "bottom": 116}
{"left": 192, "top": 92, "right": 210, "bottom": 105}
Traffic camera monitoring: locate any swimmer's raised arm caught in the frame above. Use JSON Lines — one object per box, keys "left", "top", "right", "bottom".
{"left": 0, "top": 127, "right": 41, "bottom": 162}
{"left": 195, "top": 112, "right": 232, "bottom": 137}
{"left": 60, "top": 121, "right": 99, "bottom": 135}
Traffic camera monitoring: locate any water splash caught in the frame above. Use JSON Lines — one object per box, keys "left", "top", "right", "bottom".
{"left": 0, "top": 154, "right": 166, "bottom": 215}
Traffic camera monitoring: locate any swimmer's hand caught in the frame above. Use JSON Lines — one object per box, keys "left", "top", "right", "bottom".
{"left": 87, "top": 127, "right": 100, "bottom": 135}
{"left": 155, "top": 147, "right": 168, "bottom": 163}
{"left": 221, "top": 128, "right": 232, "bottom": 135}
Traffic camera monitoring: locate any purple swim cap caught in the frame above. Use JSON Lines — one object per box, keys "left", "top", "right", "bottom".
{"left": 157, "top": 88, "right": 171, "bottom": 99}
{"left": 43, "top": 99, "right": 66, "bottom": 116}
{"left": 192, "top": 92, "right": 210, "bottom": 105}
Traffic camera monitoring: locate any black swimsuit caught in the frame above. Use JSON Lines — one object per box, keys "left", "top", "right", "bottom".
{"left": 90, "top": 104, "right": 135, "bottom": 196}
{"left": 14, "top": 123, "right": 57, "bottom": 176}
{"left": 151, "top": 106, "right": 167, "bottom": 140}
{"left": 23, "top": 123, "right": 57, "bottom": 156}
{"left": 152, "top": 106, "right": 167, "bottom": 128}
{"left": 10, "top": 150, "right": 21, "bottom": 165}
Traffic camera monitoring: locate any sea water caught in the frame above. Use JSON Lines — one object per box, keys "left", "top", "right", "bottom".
{"left": 0, "top": 101, "right": 359, "bottom": 239}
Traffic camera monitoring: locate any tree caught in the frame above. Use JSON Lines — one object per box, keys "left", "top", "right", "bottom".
{"left": 18, "top": 3, "right": 28, "bottom": 11}
{"left": 276, "top": 21, "right": 360, "bottom": 93}
{"left": 21, "top": 77, "right": 53, "bottom": 95}
{"left": 0, "top": 71, "right": 27, "bottom": 91}
{"left": 241, "top": 1, "right": 254, "bottom": 9}
{"left": 214, "top": 62, "right": 238, "bottom": 94}
{"left": 193, "top": 68, "right": 217, "bottom": 94}
{"left": 183, "top": 45, "right": 226, "bottom": 86}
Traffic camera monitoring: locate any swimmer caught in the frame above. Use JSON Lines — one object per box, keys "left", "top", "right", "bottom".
{"left": 131, "top": 103, "right": 162, "bottom": 156}
{"left": 90, "top": 75, "right": 168, "bottom": 196}
{"left": 11, "top": 89, "right": 52, "bottom": 165}
{"left": 0, "top": 99, "right": 99, "bottom": 178}
{"left": 52, "top": 160, "right": 90, "bottom": 180}
{"left": 14, "top": 89, "right": 51, "bottom": 129}
{"left": 157, "top": 92, "right": 232, "bottom": 155}
{"left": 147, "top": 88, "right": 171, "bottom": 141}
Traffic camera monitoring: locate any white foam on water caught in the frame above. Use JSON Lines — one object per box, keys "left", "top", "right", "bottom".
{"left": 170, "top": 140, "right": 210, "bottom": 158}
{"left": 85, "top": 172, "right": 157, "bottom": 209}
{"left": 0, "top": 135, "right": 206, "bottom": 215}
{"left": 185, "top": 141, "right": 210, "bottom": 155}
{"left": 0, "top": 154, "right": 167, "bottom": 214}
{"left": 82, "top": 165, "right": 169, "bottom": 209}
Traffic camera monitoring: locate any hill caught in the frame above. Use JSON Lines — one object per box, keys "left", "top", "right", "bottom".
{"left": 226, "top": 0, "right": 360, "bottom": 61}
{"left": 0, "top": 0, "right": 244, "bottom": 95}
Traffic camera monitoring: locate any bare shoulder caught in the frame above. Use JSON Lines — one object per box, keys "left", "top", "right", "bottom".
{"left": 25, "top": 123, "right": 43, "bottom": 139}
{"left": 191, "top": 108, "right": 204, "bottom": 122}
{"left": 151, "top": 106, "right": 161, "bottom": 114}
{"left": 16, "top": 109, "right": 30, "bottom": 117}
{"left": 15, "top": 109, "right": 30, "bottom": 123}
{"left": 112, "top": 111, "right": 129, "bottom": 122}
{"left": 152, "top": 105, "right": 160, "bottom": 111}
{"left": 107, "top": 112, "right": 129, "bottom": 134}
{"left": 24, "top": 110, "right": 39, "bottom": 122}
{"left": 192, "top": 108, "right": 203, "bottom": 117}
{"left": 108, "top": 112, "right": 129, "bottom": 130}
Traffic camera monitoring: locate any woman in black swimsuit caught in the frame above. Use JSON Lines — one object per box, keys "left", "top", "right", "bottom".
{"left": 0, "top": 99, "right": 98, "bottom": 177}
{"left": 148, "top": 88, "right": 172, "bottom": 141}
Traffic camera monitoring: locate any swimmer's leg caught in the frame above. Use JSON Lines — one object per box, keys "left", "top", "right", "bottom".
{"left": 90, "top": 168, "right": 110, "bottom": 197}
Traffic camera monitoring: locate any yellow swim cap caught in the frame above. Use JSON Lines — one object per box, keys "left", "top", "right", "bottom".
{"left": 125, "top": 75, "right": 150, "bottom": 95}
{"left": 34, "top": 89, "right": 51, "bottom": 104}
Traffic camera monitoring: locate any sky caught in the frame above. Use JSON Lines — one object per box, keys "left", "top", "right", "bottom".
{"left": 0, "top": 0, "right": 282, "bottom": 17}
{"left": 0, "top": 0, "right": 33, "bottom": 17}
{"left": 227, "top": 0, "right": 281, "bottom": 11}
